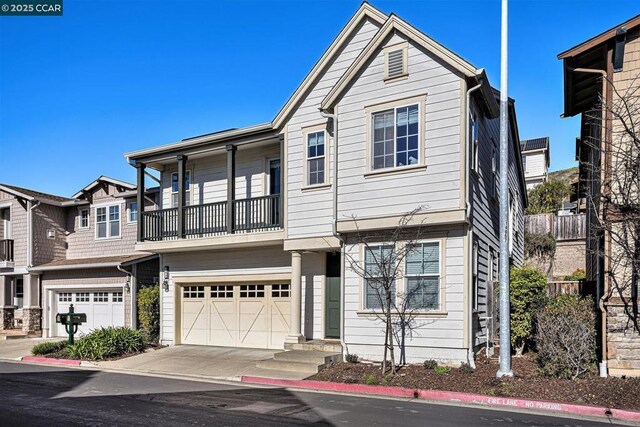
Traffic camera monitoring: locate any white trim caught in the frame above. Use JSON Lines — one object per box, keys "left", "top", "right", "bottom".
{"left": 72, "top": 176, "right": 136, "bottom": 199}
{"left": 171, "top": 170, "right": 192, "bottom": 208}
{"left": 1, "top": 202, "right": 12, "bottom": 240}
{"left": 302, "top": 123, "right": 330, "bottom": 188}
{"left": 170, "top": 266, "right": 292, "bottom": 279}
{"left": 78, "top": 208, "right": 90, "bottom": 230}
{"left": 365, "top": 95, "right": 426, "bottom": 174}
{"left": 383, "top": 41, "right": 409, "bottom": 82}
{"left": 126, "top": 200, "right": 138, "bottom": 224}
{"left": 403, "top": 239, "right": 444, "bottom": 313}
{"left": 95, "top": 204, "right": 122, "bottom": 240}
{"left": 265, "top": 157, "right": 281, "bottom": 196}
{"left": 43, "top": 283, "right": 125, "bottom": 292}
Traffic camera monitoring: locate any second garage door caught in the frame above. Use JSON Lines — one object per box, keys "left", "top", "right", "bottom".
{"left": 181, "top": 283, "right": 290, "bottom": 349}
{"left": 56, "top": 290, "right": 125, "bottom": 336}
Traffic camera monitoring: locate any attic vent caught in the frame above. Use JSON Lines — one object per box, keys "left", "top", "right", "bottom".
{"left": 384, "top": 42, "right": 408, "bottom": 81}
{"left": 388, "top": 50, "right": 404, "bottom": 77}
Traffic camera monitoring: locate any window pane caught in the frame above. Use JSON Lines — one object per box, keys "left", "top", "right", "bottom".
{"left": 172, "top": 173, "right": 178, "bottom": 192}
{"left": 110, "top": 221, "right": 120, "bottom": 237}
{"left": 407, "top": 277, "right": 439, "bottom": 310}
{"left": 109, "top": 205, "right": 119, "bottom": 221}
{"left": 372, "top": 110, "right": 395, "bottom": 170}
{"left": 97, "top": 222, "right": 107, "bottom": 238}
{"left": 97, "top": 207, "right": 106, "bottom": 222}
{"left": 396, "top": 104, "right": 419, "bottom": 167}
{"left": 130, "top": 202, "right": 138, "bottom": 221}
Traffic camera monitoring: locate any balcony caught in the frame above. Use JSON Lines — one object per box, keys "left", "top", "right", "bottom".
{"left": 0, "top": 239, "right": 14, "bottom": 268}
{"left": 140, "top": 195, "right": 282, "bottom": 242}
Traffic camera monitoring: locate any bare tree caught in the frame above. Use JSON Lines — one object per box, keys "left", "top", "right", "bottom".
{"left": 584, "top": 73, "right": 640, "bottom": 334}
{"left": 345, "top": 206, "right": 433, "bottom": 374}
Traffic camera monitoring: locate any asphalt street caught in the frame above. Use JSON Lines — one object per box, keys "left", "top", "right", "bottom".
{"left": 0, "top": 361, "right": 628, "bottom": 426}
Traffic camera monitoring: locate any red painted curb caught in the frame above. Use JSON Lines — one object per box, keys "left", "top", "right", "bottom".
{"left": 21, "top": 356, "right": 81, "bottom": 366}
{"left": 241, "top": 376, "right": 640, "bottom": 423}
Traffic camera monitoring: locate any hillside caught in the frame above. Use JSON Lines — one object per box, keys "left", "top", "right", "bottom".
{"left": 549, "top": 167, "right": 578, "bottom": 184}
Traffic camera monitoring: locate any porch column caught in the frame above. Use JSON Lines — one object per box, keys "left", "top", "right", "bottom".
{"left": 135, "top": 162, "right": 145, "bottom": 242}
{"left": 177, "top": 154, "right": 188, "bottom": 239}
{"left": 0, "top": 276, "right": 13, "bottom": 330}
{"left": 226, "top": 144, "right": 236, "bottom": 234}
{"left": 286, "top": 251, "right": 304, "bottom": 343}
{"left": 22, "top": 274, "right": 41, "bottom": 332}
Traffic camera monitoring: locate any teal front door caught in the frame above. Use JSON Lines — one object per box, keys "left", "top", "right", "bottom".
{"left": 325, "top": 277, "right": 341, "bottom": 338}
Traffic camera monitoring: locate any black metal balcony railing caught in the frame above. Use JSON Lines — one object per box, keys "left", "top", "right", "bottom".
{"left": 140, "top": 195, "right": 281, "bottom": 242}
{"left": 0, "top": 239, "right": 14, "bottom": 262}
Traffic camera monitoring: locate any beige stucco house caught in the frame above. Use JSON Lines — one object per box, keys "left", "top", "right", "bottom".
{"left": 124, "top": 3, "right": 526, "bottom": 367}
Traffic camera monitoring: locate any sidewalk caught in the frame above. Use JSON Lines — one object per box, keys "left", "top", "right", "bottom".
{"left": 0, "top": 337, "right": 55, "bottom": 360}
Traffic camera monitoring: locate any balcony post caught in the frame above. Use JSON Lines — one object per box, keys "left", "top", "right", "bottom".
{"left": 177, "top": 154, "right": 188, "bottom": 239}
{"left": 135, "top": 162, "right": 145, "bottom": 242}
{"left": 226, "top": 144, "right": 237, "bottom": 234}
{"left": 279, "top": 134, "right": 284, "bottom": 228}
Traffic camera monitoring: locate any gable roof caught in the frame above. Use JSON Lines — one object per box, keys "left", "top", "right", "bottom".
{"left": 321, "top": 13, "right": 492, "bottom": 111}
{"left": 72, "top": 176, "right": 136, "bottom": 199}
{"left": 271, "top": 2, "right": 387, "bottom": 129}
{"left": 558, "top": 14, "right": 640, "bottom": 59}
{"left": 0, "top": 183, "right": 76, "bottom": 206}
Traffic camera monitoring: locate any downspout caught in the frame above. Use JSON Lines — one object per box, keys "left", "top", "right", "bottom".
{"left": 465, "top": 79, "right": 482, "bottom": 368}
{"left": 320, "top": 109, "right": 348, "bottom": 355}
{"left": 117, "top": 264, "right": 134, "bottom": 328}
{"left": 27, "top": 200, "right": 41, "bottom": 268}
{"left": 572, "top": 67, "right": 608, "bottom": 378}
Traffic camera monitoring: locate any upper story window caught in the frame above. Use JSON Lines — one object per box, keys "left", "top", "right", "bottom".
{"left": 384, "top": 42, "right": 408, "bottom": 81}
{"left": 492, "top": 139, "right": 498, "bottom": 199}
{"left": 405, "top": 242, "right": 441, "bottom": 311}
{"left": 521, "top": 154, "right": 527, "bottom": 172}
{"left": 171, "top": 171, "right": 191, "bottom": 208}
{"left": 96, "top": 205, "right": 120, "bottom": 239}
{"left": 371, "top": 103, "right": 420, "bottom": 170}
{"left": 79, "top": 209, "right": 89, "bottom": 229}
{"left": 508, "top": 191, "right": 515, "bottom": 255}
{"left": 364, "top": 245, "right": 395, "bottom": 310}
{"left": 128, "top": 201, "right": 138, "bottom": 223}
{"left": 306, "top": 131, "right": 326, "bottom": 186}
{"left": 470, "top": 110, "right": 479, "bottom": 175}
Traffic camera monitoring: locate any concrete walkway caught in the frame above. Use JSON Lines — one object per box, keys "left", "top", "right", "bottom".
{"left": 96, "top": 345, "right": 311, "bottom": 381}
{"left": 0, "top": 337, "right": 56, "bottom": 360}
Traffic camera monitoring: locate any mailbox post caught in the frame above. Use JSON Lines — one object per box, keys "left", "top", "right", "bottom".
{"left": 55, "top": 304, "right": 87, "bottom": 345}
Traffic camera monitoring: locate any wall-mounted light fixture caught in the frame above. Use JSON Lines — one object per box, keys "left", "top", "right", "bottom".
{"left": 124, "top": 278, "right": 131, "bottom": 293}
{"left": 162, "top": 265, "right": 170, "bottom": 292}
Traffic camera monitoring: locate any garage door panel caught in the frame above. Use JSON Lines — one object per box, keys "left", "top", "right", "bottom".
{"left": 181, "top": 300, "right": 207, "bottom": 345}
{"left": 209, "top": 300, "right": 236, "bottom": 347}
{"left": 238, "top": 301, "right": 268, "bottom": 348}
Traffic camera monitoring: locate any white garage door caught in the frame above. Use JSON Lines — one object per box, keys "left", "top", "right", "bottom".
{"left": 181, "top": 284, "right": 290, "bottom": 349}
{"left": 56, "top": 290, "right": 125, "bottom": 337}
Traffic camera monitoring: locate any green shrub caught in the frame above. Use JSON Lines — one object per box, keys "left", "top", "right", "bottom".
{"left": 434, "top": 366, "right": 451, "bottom": 375}
{"left": 563, "top": 268, "right": 586, "bottom": 281}
{"left": 509, "top": 266, "right": 548, "bottom": 355}
{"left": 363, "top": 373, "right": 378, "bottom": 385}
{"left": 537, "top": 295, "right": 596, "bottom": 379}
{"left": 345, "top": 353, "right": 359, "bottom": 364}
{"left": 423, "top": 359, "right": 438, "bottom": 370}
{"left": 32, "top": 340, "right": 67, "bottom": 356}
{"left": 138, "top": 284, "right": 160, "bottom": 343}
{"left": 68, "top": 327, "right": 146, "bottom": 360}
{"left": 460, "top": 362, "right": 474, "bottom": 374}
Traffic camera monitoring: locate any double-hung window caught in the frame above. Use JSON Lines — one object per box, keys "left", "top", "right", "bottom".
{"left": 307, "top": 131, "right": 326, "bottom": 186}
{"left": 96, "top": 205, "right": 120, "bottom": 239}
{"left": 79, "top": 209, "right": 89, "bottom": 229}
{"left": 171, "top": 171, "right": 191, "bottom": 208}
{"left": 364, "top": 245, "right": 395, "bottom": 310}
{"left": 371, "top": 103, "right": 419, "bottom": 170}
{"left": 405, "top": 242, "right": 441, "bottom": 310}
{"left": 128, "top": 201, "right": 138, "bottom": 223}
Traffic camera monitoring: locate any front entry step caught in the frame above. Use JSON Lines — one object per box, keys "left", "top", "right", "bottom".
{"left": 256, "top": 350, "right": 341, "bottom": 374}
{"left": 284, "top": 339, "right": 342, "bottom": 353}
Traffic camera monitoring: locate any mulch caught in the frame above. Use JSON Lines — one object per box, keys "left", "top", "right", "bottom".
{"left": 309, "top": 354, "right": 640, "bottom": 411}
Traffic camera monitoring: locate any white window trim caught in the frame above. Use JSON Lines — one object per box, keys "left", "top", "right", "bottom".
{"left": 302, "top": 123, "right": 331, "bottom": 190}
{"left": 126, "top": 200, "right": 138, "bottom": 224}
{"left": 357, "top": 238, "right": 447, "bottom": 316}
{"left": 403, "top": 239, "right": 444, "bottom": 313}
{"left": 364, "top": 94, "right": 427, "bottom": 176}
{"left": 79, "top": 208, "right": 90, "bottom": 230}
{"left": 383, "top": 41, "right": 409, "bottom": 82}
{"left": 171, "top": 170, "right": 192, "bottom": 208}
{"left": 95, "top": 204, "right": 122, "bottom": 240}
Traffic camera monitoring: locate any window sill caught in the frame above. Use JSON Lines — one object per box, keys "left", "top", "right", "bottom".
{"left": 384, "top": 74, "right": 408, "bottom": 83}
{"left": 95, "top": 236, "right": 122, "bottom": 242}
{"left": 301, "top": 183, "right": 332, "bottom": 192}
{"left": 364, "top": 164, "right": 426, "bottom": 179}
{"left": 356, "top": 310, "right": 447, "bottom": 318}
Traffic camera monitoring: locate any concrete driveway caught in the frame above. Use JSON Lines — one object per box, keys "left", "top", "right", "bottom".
{"left": 97, "top": 345, "right": 310, "bottom": 381}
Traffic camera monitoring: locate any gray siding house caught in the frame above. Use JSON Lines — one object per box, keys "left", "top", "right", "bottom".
{"left": 125, "top": 3, "right": 526, "bottom": 365}
{"left": 0, "top": 177, "right": 159, "bottom": 336}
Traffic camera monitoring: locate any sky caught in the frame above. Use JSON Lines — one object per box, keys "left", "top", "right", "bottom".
{"left": 1, "top": 0, "right": 638, "bottom": 197}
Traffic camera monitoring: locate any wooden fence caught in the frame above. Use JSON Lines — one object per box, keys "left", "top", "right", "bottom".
{"left": 524, "top": 213, "right": 586, "bottom": 241}
{"left": 547, "top": 280, "right": 582, "bottom": 297}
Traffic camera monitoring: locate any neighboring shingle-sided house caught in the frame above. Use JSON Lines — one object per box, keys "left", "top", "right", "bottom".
{"left": 0, "top": 177, "right": 159, "bottom": 336}
{"left": 125, "top": 3, "right": 526, "bottom": 368}
{"left": 520, "top": 137, "right": 550, "bottom": 190}
{"left": 559, "top": 15, "right": 640, "bottom": 376}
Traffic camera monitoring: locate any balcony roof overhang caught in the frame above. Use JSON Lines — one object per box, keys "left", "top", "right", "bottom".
{"left": 124, "top": 123, "right": 280, "bottom": 170}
